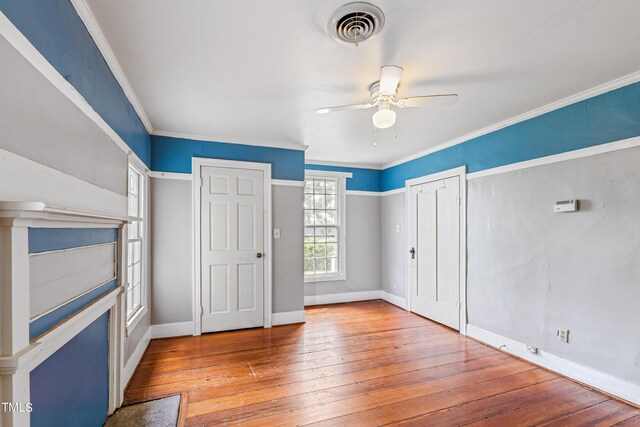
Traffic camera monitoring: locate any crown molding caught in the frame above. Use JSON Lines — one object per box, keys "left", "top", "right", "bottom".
{"left": 383, "top": 70, "right": 640, "bottom": 169}
{"left": 152, "top": 129, "right": 309, "bottom": 152}
{"left": 70, "top": 0, "right": 154, "bottom": 134}
{"left": 305, "top": 159, "right": 383, "bottom": 170}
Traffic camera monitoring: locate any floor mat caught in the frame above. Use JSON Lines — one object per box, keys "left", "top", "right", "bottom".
{"left": 105, "top": 395, "right": 181, "bottom": 427}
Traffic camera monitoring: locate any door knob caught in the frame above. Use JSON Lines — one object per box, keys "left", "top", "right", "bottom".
{"left": 256, "top": 252, "right": 263, "bottom": 258}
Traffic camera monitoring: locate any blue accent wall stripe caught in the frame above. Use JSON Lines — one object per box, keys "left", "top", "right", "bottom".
{"left": 30, "top": 313, "right": 109, "bottom": 427}
{"left": 382, "top": 81, "right": 640, "bottom": 191}
{"left": 28, "top": 228, "right": 118, "bottom": 254}
{"left": 0, "top": 0, "right": 151, "bottom": 165}
{"left": 305, "top": 164, "right": 382, "bottom": 192}
{"left": 151, "top": 135, "right": 306, "bottom": 181}
{"left": 29, "top": 279, "right": 117, "bottom": 340}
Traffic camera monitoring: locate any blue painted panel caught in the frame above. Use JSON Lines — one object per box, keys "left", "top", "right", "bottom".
{"left": 29, "top": 279, "right": 117, "bottom": 340}
{"left": 151, "top": 135, "right": 306, "bottom": 181}
{"left": 30, "top": 313, "right": 109, "bottom": 427}
{"left": 305, "top": 164, "right": 382, "bottom": 192}
{"left": 0, "top": 0, "right": 151, "bottom": 165}
{"left": 28, "top": 228, "right": 118, "bottom": 254}
{"left": 381, "top": 82, "right": 640, "bottom": 191}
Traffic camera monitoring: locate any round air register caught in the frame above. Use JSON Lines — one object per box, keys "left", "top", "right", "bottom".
{"left": 328, "top": 2, "right": 385, "bottom": 45}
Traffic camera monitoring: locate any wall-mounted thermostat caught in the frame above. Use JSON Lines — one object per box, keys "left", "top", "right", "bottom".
{"left": 554, "top": 200, "right": 577, "bottom": 212}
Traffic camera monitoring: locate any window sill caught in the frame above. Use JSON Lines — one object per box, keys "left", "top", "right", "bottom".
{"left": 126, "top": 305, "right": 148, "bottom": 336}
{"left": 304, "top": 274, "right": 346, "bottom": 284}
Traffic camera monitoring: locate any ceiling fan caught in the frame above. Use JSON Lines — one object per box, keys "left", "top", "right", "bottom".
{"left": 316, "top": 65, "right": 459, "bottom": 129}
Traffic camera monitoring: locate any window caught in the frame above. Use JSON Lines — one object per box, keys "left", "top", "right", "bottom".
{"left": 304, "top": 173, "right": 346, "bottom": 282}
{"left": 126, "top": 163, "right": 146, "bottom": 328}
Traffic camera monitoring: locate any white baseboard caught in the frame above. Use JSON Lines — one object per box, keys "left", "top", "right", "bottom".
{"left": 466, "top": 325, "right": 640, "bottom": 406}
{"left": 123, "top": 326, "right": 151, "bottom": 387}
{"left": 381, "top": 291, "right": 407, "bottom": 309}
{"left": 272, "top": 310, "right": 305, "bottom": 326}
{"left": 150, "top": 321, "right": 194, "bottom": 339}
{"left": 304, "top": 290, "right": 382, "bottom": 306}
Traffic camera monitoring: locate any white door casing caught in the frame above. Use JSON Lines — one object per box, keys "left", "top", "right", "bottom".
{"left": 406, "top": 166, "right": 467, "bottom": 333}
{"left": 193, "top": 159, "right": 272, "bottom": 334}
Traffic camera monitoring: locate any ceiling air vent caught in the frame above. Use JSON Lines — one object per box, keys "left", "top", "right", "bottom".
{"left": 328, "top": 2, "right": 385, "bottom": 46}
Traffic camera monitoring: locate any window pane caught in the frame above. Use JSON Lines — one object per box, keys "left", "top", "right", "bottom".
{"left": 314, "top": 227, "right": 326, "bottom": 242}
{"left": 326, "top": 243, "right": 337, "bottom": 257}
{"left": 326, "top": 227, "right": 338, "bottom": 242}
{"left": 327, "top": 257, "right": 339, "bottom": 273}
{"left": 325, "top": 195, "right": 337, "bottom": 209}
{"left": 313, "top": 179, "right": 325, "bottom": 194}
{"left": 304, "top": 195, "right": 313, "bottom": 209}
{"left": 304, "top": 227, "right": 314, "bottom": 243}
{"left": 313, "top": 195, "right": 325, "bottom": 209}
{"left": 304, "top": 210, "right": 314, "bottom": 225}
{"left": 133, "top": 284, "right": 141, "bottom": 310}
{"left": 314, "top": 243, "right": 326, "bottom": 258}
{"left": 304, "top": 243, "right": 314, "bottom": 258}
{"left": 314, "top": 211, "right": 326, "bottom": 225}
{"left": 304, "top": 179, "right": 314, "bottom": 193}
{"left": 325, "top": 180, "right": 337, "bottom": 194}
{"left": 129, "top": 170, "right": 138, "bottom": 196}
{"left": 326, "top": 210, "right": 337, "bottom": 225}
{"left": 132, "top": 241, "right": 141, "bottom": 264}
{"left": 126, "top": 288, "right": 133, "bottom": 316}
{"left": 128, "top": 194, "right": 138, "bottom": 217}
{"left": 304, "top": 259, "right": 314, "bottom": 275}
{"left": 315, "top": 258, "right": 326, "bottom": 274}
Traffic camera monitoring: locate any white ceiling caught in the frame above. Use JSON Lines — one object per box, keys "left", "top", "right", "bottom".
{"left": 84, "top": 0, "right": 640, "bottom": 167}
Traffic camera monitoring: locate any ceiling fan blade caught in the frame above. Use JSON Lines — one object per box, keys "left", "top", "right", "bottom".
{"left": 316, "top": 103, "right": 374, "bottom": 114}
{"left": 379, "top": 65, "right": 403, "bottom": 96}
{"left": 396, "top": 94, "right": 459, "bottom": 108}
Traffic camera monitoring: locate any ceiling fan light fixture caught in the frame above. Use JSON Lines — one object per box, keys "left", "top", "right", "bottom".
{"left": 372, "top": 105, "right": 396, "bottom": 129}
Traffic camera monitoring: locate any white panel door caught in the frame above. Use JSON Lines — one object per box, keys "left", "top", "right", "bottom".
{"left": 200, "top": 166, "right": 264, "bottom": 332}
{"left": 409, "top": 175, "right": 460, "bottom": 330}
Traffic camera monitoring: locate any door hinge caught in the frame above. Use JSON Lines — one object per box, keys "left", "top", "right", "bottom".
{"left": 456, "top": 301, "right": 462, "bottom": 310}
{"left": 200, "top": 306, "right": 204, "bottom": 316}
{"left": 456, "top": 196, "right": 461, "bottom": 206}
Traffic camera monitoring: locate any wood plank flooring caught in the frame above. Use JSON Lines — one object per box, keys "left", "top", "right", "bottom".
{"left": 125, "top": 300, "right": 640, "bottom": 426}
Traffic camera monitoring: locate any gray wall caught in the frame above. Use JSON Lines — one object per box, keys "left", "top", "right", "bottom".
{"left": 305, "top": 195, "right": 382, "bottom": 296}
{"left": 149, "top": 180, "right": 305, "bottom": 322}
{"left": 381, "top": 192, "right": 406, "bottom": 298}
{"left": 272, "top": 186, "right": 304, "bottom": 313}
{"left": 467, "top": 146, "right": 640, "bottom": 384}
{"left": 150, "top": 178, "right": 193, "bottom": 324}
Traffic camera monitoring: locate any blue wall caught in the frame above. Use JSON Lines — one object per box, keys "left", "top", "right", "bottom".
{"left": 152, "top": 135, "right": 306, "bottom": 181}
{"left": 305, "top": 164, "right": 382, "bottom": 192}
{"left": 30, "top": 313, "right": 110, "bottom": 427}
{"left": 0, "top": 0, "right": 151, "bottom": 165}
{"left": 382, "top": 82, "right": 640, "bottom": 191}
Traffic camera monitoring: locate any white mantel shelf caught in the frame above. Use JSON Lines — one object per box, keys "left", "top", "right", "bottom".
{"left": 0, "top": 201, "right": 134, "bottom": 227}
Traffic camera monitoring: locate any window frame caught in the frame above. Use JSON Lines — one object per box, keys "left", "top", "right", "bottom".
{"left": 304, "top": 171, "right": 348, "bottom": 283}
{"left": 125, "top": 157, "right": 148, "bottom": 334}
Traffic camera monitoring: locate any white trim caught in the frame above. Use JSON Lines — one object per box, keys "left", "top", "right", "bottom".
{"left": 383, "top": 70, "right": 640, "bottom": 169}
{"left": 153, "top": 129, "right": 308, "bottom": 152}
{"left": 69, "top": 0, "right": 153, "bottom": 133}
{"left": 122, "top": 326, "right": 150, "bottom": 388}
{"left": 346, "top": 190, "right": 382, "bottom": 196}
{"left": 271, "top": 311, "right": 305, "bottom": 326}
{"left": 150, "top": 321, "right": 194, "bottom": 339}
{"left": 381, "top": 188, "right": 406, "bottom": 197}
{"left": 0, "top": 11, "right": 148, "bottom": 170}
{"left": 405, "top": 166, "right": 467, "bottom": 335}
{"left": 305, "top": 160, "right": 383, "bottom": 170}
{"left": 381, "top": 291, "right": 407, "bottom": 310}
{"left": 149, "top": 171, "right": 192, "bottom": 181}
{"left": 192, "top": 158, "right": 273, "bottom": 335}
{"left": 467, "top": 135, "right": 640, "bottom": 180}
{"left": 466, "top": 325, "right": 640, "bottom": 406}
{"left": 272, "top": 179, "right": 305, "bottom": 187}
{"left": 304, "top": 290, "right": 382, "bottom": 306}
{"left": 305, "top": 170, "right": 353, "bottom": 179}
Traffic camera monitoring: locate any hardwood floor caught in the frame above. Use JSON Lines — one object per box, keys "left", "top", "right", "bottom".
{"left": 125, "top": 300, "right": 639, "bottom": 426}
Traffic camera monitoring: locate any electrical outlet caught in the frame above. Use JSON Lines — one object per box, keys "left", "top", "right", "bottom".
{"left": 393, "top": 280, "right": 398, "bottom": 288}
{"left": 526, "top": 345, "right": 538, "bottom": 354}
{"left": 557, "top": 328, "right": 569, "bottom": 343}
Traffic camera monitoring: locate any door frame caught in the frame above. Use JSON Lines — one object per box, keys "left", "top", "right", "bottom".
{"left": 405, "top": 165, "right": 468, "bottom": 335}
{"left": 192, "top": 157, "right": 273, "bottom": 335}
